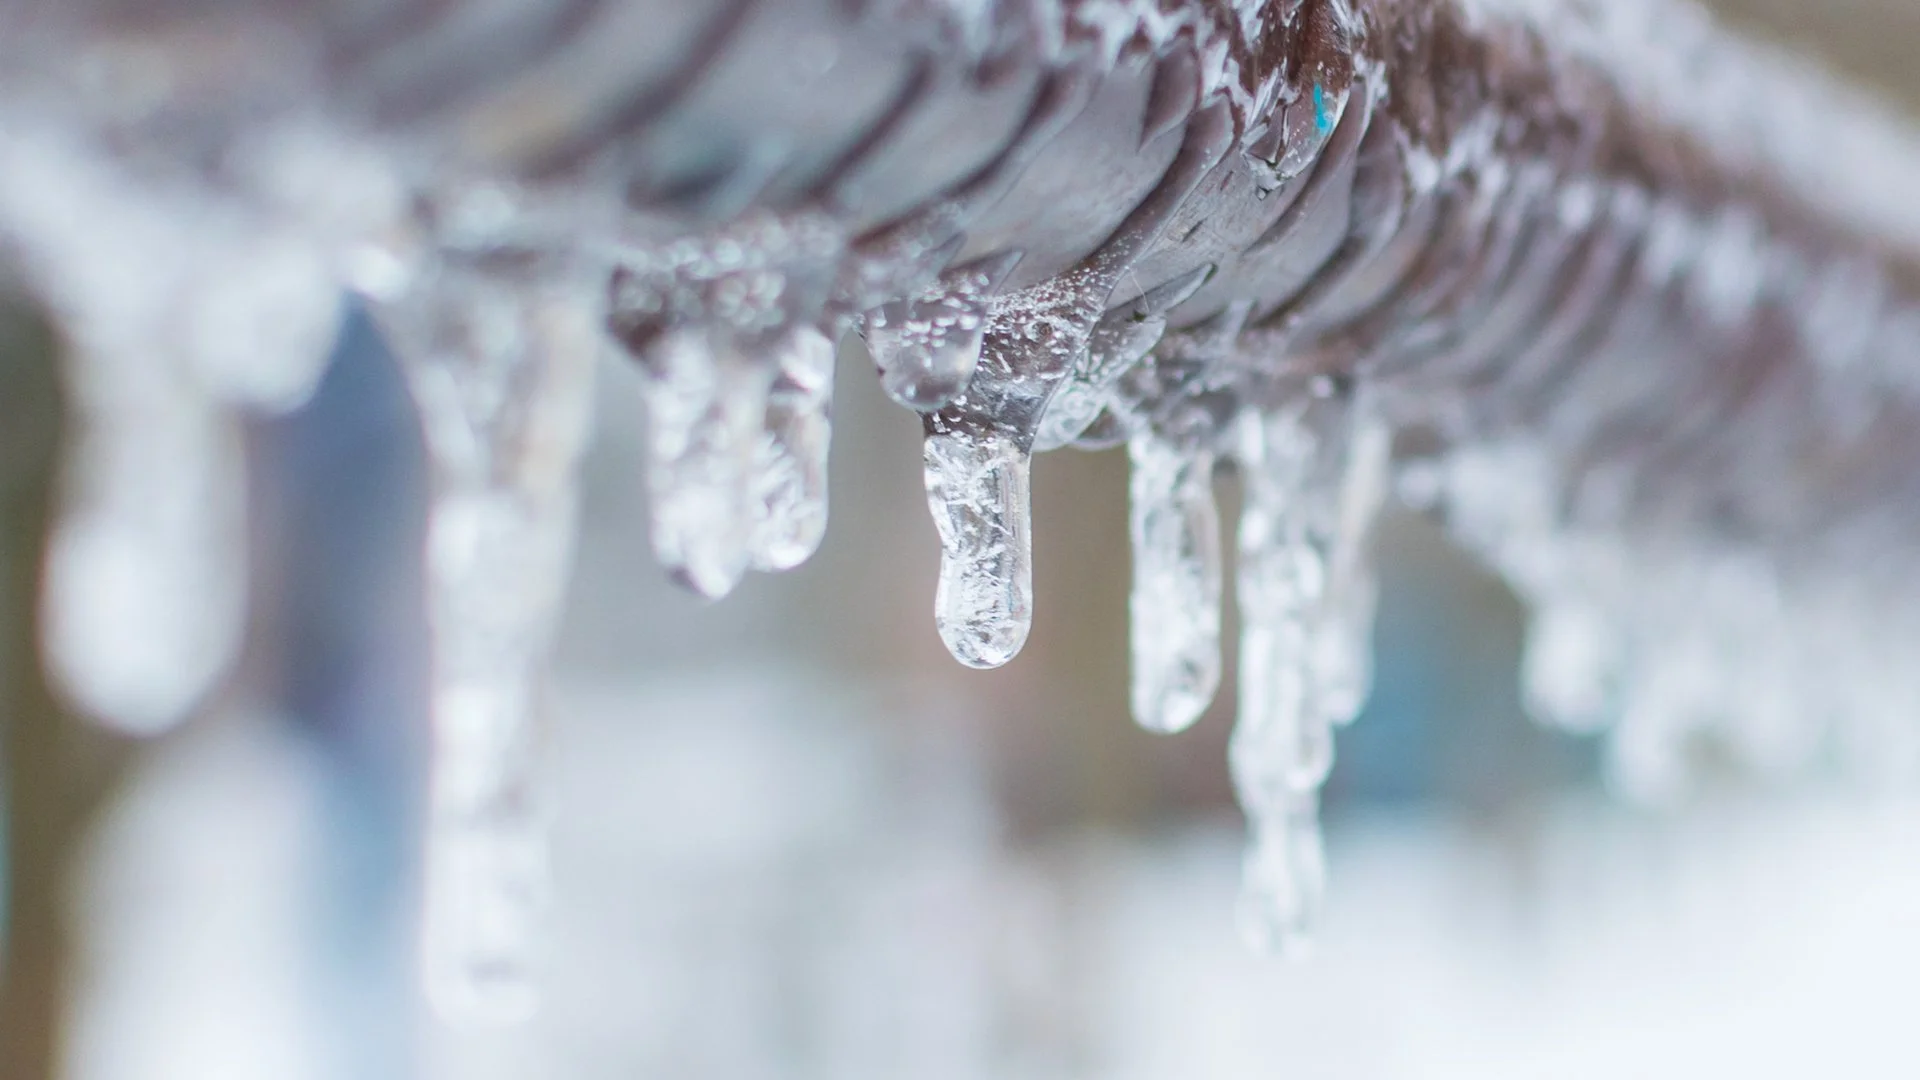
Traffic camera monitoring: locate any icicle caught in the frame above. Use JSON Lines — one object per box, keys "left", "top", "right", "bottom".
{"left": 0, "top": 118, "right": 343, "bottom": 734}
{"left": 1232, "top": 408, "right": 1332, "bottom": 952}
{"left": 377, "top": 258, "right": 600, "bottom": 1023}
{"left": 1228, "top": 388, "right": 1391, "bottom": 953}
{"left": 924, "top": 425, "right": 1033, "bottom": 669}
{"left": 606, "top": 211, "right": 844, "bottom": 593}
{"left": 1313, "top": 403, "right": 1391, "bottom": 728}
{"left": 915, "top": 102, "right": 1234, "bottom": 669}
{"left": 638, "top": 327, "right": 774, "bottom": 597}
{"left": 1127, "top": 432, "right": 1223, "bottom": 734}
{"left": 749, "top": 324, "right": 837, "bottom": 572}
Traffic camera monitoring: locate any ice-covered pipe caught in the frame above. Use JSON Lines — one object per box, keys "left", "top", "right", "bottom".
{"left": 8, "top": 0, "right": 1920, "bottom": 1001}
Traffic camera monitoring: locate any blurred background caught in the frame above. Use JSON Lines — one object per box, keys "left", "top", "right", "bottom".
{"left": 8, "top": 1, "right": 1920, "bottom": 1078}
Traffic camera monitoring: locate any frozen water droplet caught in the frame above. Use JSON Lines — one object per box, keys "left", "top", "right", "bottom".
{"left": 639, "top": 327, "right": 773, "bottom": 599}
{"left": 873, "top": 314, "right": 984, "bottom": 411}
{"left": 1128, "top": 433, "right": 1223, "bottom": 734}
{"left": 925, "top": 426, "right": 1033, "bottom": 669}
{"left": 862, "top": 255, "right": 1014, "bottom": 411}
{"left": 749, "top": 325, "right": 837, "bottom": 572}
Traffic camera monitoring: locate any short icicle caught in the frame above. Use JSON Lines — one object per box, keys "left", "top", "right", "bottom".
{"left": 749, "top": 324, "right": 837, "bottom": 572}
{"left": 916, "top": 100, "right": 1235, "bottom": 669}
{"left": 637, "top": 326, "right": 776, "bottom": 598}
{"left": 925, "top": 424, "right": 1034, "bottom": 669}
{"left": 606, "top": 210, "right": 844, "bottom": 595}
{"left": 377, "top": 257, "right": 600, "bottom": 1023}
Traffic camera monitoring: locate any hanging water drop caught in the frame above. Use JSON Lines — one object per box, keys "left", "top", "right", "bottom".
{"left": 871, "top": 309, "right": 984, "bottom": 411}
{"left": 861, "top": 253, "right": 1019, "bottom": 412}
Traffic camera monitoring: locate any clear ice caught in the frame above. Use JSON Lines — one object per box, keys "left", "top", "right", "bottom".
{"left": 925, "top": 426, "right": 1034, "bottom": 670}
{"left": 861, "top": 256, "right": 1012, "bottom": 412}
{"left": 637, "top": 327, "right": 773, "bottom": 599}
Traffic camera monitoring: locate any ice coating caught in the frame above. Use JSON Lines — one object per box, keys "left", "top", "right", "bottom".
{"left": 1032, "top": 263, "right": 1215, "bottom": 452}
{"left": 925, "top": 426, "right": 1034, "bottom": 669}
{"left": 1127, "top": 432, "right": 1224, "bottom": 735}
{"left": 375, "top": 257, "right": 601, "bottom": 1022}
{"left": 750, "top": 325, "right": 837, "bottom": 572}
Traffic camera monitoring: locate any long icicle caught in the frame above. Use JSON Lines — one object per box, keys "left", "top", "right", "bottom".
{"left": 1230, "top": 386, "right": 1390, "bottom": 953}
{"left": 377, "top": 255, "right": 600, "bottom": 1022}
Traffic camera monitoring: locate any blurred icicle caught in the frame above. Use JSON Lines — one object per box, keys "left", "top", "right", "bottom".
{"left": 636, "top": 326, "right": 773, "bottom": 598}
{"left": 1229, "top": 388, "right": 1389, "bottom": 953}
{"left": 607, "top": 211, "right": 845, "bottom": 596}
{"left": 1127, "top": 432, "right": 1223, "bottom": 735}
{"left": 0, "top": 117, "right": 343, "bottom": 733}
{"left": 750, "top": 325, "right": 837, "bottom": 572}
{"left": 375, "top": 253, "right": 601, "bottom": 1023}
